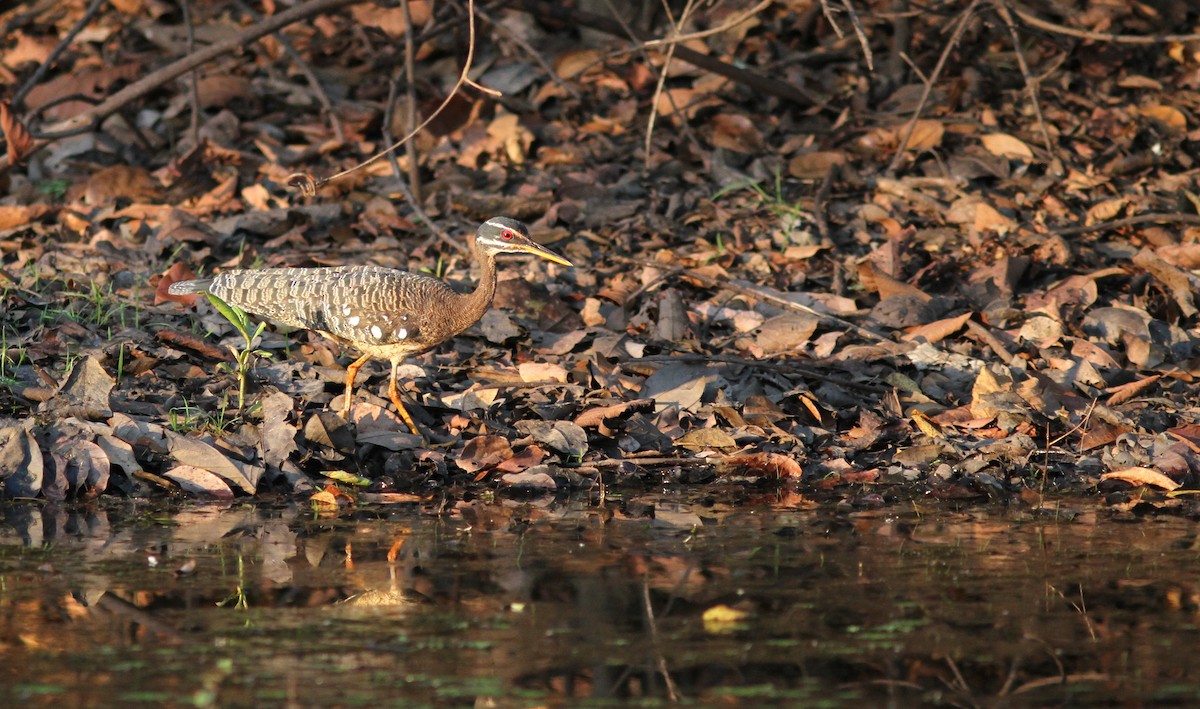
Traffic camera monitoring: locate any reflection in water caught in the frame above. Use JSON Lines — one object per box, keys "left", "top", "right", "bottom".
{"left": 0, "top": 497, "right": 1197, "bottom": 707}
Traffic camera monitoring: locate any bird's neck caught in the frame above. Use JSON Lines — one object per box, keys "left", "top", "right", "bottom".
{"left": 453, "top": 244, "right": 497, "bottom": 332}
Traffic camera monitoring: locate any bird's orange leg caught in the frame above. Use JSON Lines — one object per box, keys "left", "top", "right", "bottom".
{"left": 388, "top": 361, "right": 421, "bottom": 435}
{"left": 342, "top": 354, "right": 372, "bottom": 418}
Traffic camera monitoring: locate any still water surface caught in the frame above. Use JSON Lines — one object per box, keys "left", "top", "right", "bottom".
{"left": 0, "top": 495, "right": 1196, "bottom": 707}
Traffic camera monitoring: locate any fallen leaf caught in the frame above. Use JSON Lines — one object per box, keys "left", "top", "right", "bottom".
{"left": 981, "top": 132, "right": 1033, "bottom": 161}
{"left": 1101, "top": 466, "right": 1180, "bottom": 491}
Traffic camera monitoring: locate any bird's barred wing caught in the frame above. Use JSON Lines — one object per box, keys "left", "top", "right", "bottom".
{"left": 207, "top": 266, "right": 440, "bottom": 347}
{"left": 319, "top": 299, "right": 422, "bottom": 346}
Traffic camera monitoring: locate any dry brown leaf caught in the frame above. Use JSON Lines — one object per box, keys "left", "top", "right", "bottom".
{"left": 554, "top": 49, "right": 603, "bottom": 79}
{"left": 973, "top": 202, "right": 1015, "bottom": 234}
{"left": 709, "top": 113, "right": 764, "bottom": 153}
{"left": 84, "top": 165, "right": 162, "bottom": 204}
{"left": 0, "top": 101, "right": 35, "bottom": 166}
{"left": 0, "top": 204, "right": 49, "bottom": 231}
{"left": 25, "top": 63, "right": 143, "bottom": 121}
{"left": 1105, "top": 375, "right": 1161, "bottom": 406}
{"left": 788, "top": 150, "right": 847, "bottom": 179}
{"left": 907, "top": 119, "right": 945, "bottom": 150}
{"left": 155, "top": 262, "right": 199, "bottom": 305}
{"left": 902, "top": 312, "right": 972, "bottom": 343}
{"left": 456, "top": 435, "right": 513, "bottom": 474}
{"left": 720, "top": 452, "right": 802, "bottom": 478}
{"left": 857, "top": 261, "right": 932, "bottom": 301}
{"left": 1101, "top": 466, "right": 1180, "bottom": 491}
{"left": 1085, "top": 197, "right": 1128, "bottom": 224}
{"left": 162, "top": 465, "right": 234, "bottom": 498}
{"left": 1138, "top": 104, "right": 1187, "bottom": 131}
{"left": 1080, "top": 421, "right": 1129, "bottom": 451}
{"left": 980, "top": 132, "right": 1033, "bottom": 161}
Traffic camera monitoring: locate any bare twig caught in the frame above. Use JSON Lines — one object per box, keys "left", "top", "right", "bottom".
{"left": 641, "top": 578, "right": 681, "bottom": 702}
{"left": 993, "top": 0, "right": 1054, "bottom": 159}
{"left": 885, "top": 0, "right": 983, "bottom": 176}
{"left": 641, "top": 0, "right": 772, "bottom": 49}
{"left": 644, "top": 0, "right": 700, "bottom": 170}
{"left": 233, "top": 0, "right": 346, "bottom": 143}
{"left": 400, "top": 0, "right": 422, "bottom": 204}
{"left": 509, "top": 0, "right": 826, "bottom": 108}
{"left": 1047, "top": 212, "right": 1200, "bottom": 236}
{"left": 818, "top": 0, "right": 873, "bottom": 70}
{"left": 476, "top": 6, "right": 581, "bottom": 100}
{"left": 289, "top": 0, "right": 500, "bottom": 196}
{"left": 2, "top": 0, "right": 366, "bottom": 174}
{"left": 382, "top": 67, "right": 459, "bottom": 253}
{"left": 183, "top": 0, "right": 201, "bottom": 148}
{"left": 1010, "top": 1, "right": 1200, "bottom": 44}
{"left": 12, "top": 0, "right": 107, "bottom": 110}
{"left": 612, "top": 254, "right": 887, "bottom": 342}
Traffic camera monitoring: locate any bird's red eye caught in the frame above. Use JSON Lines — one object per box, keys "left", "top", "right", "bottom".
{"left": 501, "top": 230, "right": 514, "bottom": 240}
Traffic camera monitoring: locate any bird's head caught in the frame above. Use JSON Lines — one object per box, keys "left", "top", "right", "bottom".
{"left": 475, "top": 216, "right": 573, "bottom": 266}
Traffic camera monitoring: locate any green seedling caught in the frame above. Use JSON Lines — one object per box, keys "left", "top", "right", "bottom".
{"left": 420, "top": 254, "right": 448, "bottom": 280}
{"left": 207, "top": 293, "right": 270, "bottom": 411}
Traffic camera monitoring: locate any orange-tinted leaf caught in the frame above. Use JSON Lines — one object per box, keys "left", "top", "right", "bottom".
{"left": 1101, "top": 466, "right": 1180, "bottom": 491}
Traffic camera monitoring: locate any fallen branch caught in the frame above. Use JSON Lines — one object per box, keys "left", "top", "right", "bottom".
{"left": 508, "top": 0, "right": 827, "bottom": 108}
{"left": 2, "top": 0, "right": 365, "bottom": 174}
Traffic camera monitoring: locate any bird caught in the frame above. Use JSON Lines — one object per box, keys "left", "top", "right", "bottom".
{"left": 168, "top": 216, "right": 573, "bottom": 435}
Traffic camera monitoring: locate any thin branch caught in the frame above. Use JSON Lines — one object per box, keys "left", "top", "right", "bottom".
{"left": 400, "top": 0, "right": 422, "bottom": 204}
{"left": 233, "top": 0, "right": 346, "bottom": 143}
{"left": 2, "top": 0, "right": 366, "bottom": 174}
{"left": 1010, "top": 1, "right": 1200, "bottom": 44}
{"left": 289, "top": 0, "right": 500, "bottom": 195}
{"left": 183, "top": 0, "right": 201, "bottom": 148}
{"left": 476, "top": 6, "right": 581, "bottom": 100}
{"left": 509, "top": 0, "right": 827, "bottom": 108}
{"left": 13, "top": 0, "right": 108, "bottom": 110}
{"left": 993, "top": 0, "right": 1054, "bottom": 159}
{"left": 644, "top": 0, "right": 700, "bottom": 170}
{"left": 1048, "top": 212, "right": 1200, "bottom": 236}
{"left": 382, "top": 60, "right": 459, "bottom": 253}
{"left": 641, "top": 0, "right": 772, "bottom": 49}
{"left": 885, "top": 0, "right": 982, "bottom": 176}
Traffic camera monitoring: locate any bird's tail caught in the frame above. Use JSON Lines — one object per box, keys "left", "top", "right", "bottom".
{"left": 167, "top": 279, "right": 214, "bottom": 295}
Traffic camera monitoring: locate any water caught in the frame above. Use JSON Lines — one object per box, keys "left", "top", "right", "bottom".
{"left": 1, "top": 495, "right": 1196, "bottom": 707}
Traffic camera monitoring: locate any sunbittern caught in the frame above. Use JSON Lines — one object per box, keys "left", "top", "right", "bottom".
{"left": 168, "top": 216, "right": 573, "bottom": 434}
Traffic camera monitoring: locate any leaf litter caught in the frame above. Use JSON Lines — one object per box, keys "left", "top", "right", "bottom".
{"left": 0, "top": 0, "right": 1198, "bottom": 515}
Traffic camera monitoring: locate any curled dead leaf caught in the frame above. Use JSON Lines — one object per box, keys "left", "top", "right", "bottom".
{"left": 980, "top": 132, "right": 1033, "bottom": 161}
{"left": 1101, "top": 467, "right": 1180, "bottom": 491}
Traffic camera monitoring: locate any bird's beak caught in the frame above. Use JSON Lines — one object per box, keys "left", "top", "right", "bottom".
{"left": 525, "top": 241, "right": 573, "bottom": 267}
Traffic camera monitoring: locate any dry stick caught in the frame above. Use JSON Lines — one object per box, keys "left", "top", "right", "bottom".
{"left": 510, "top": 0, "right": 825, "bottom": 108}
{"left": 1010, "top": 1, "right": 1200, "bottom": 44}
{"left": 12, "top": 0, "right": 107, "bottom": 110}
{"left": 819, "top": 0, "right": 874, "bottom": 71}
{"left": 627, "top": 354, "right": 887, "bottom": 394}
{"left": 1048, "top": 213, "right": 1200, "bottom": 235}
{"left": 641, "top": 0, "right": 773, "bottom": 49}
{"left": 596, "top": 0, "right": 702, "bottom": 165}
{"left": 474, "top": 7, "right": 580, "bottom": 100}
{"left": 812, "top": 160, "right": 838, "bottom": 245}
{"left": 641, "top": 578, "right": 681, "bottom": 703}
{"left": 612, "top": 254, "right": 887, "bottom": 342}
{"left": 993, "top": 0, "right": 1054, "bottom": 159}
{"left": 643, "top": 0, "right": 700, "bottom": 170}
{"left": 2, "top": 0, "right": 366, "bottom": 173}
{"left": 289, "top": 0, "right": 500, "bottom": 195}
{"left": 233, "top": 0, "right": 346, "bottom": 143}
{"left": 884, "top": 0, "right": 982, "bottom": 176}
{"left": 399, "top": 0, "right": 422, "bottom": 205}
{"left": 183, "top": 0, "right": 201, "bottom": 148}
{"left": 841, "top": 0, "right": 874, "bottom": 71}
{"left": 382, "top": 71, "right": 458, "bottom": 252}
